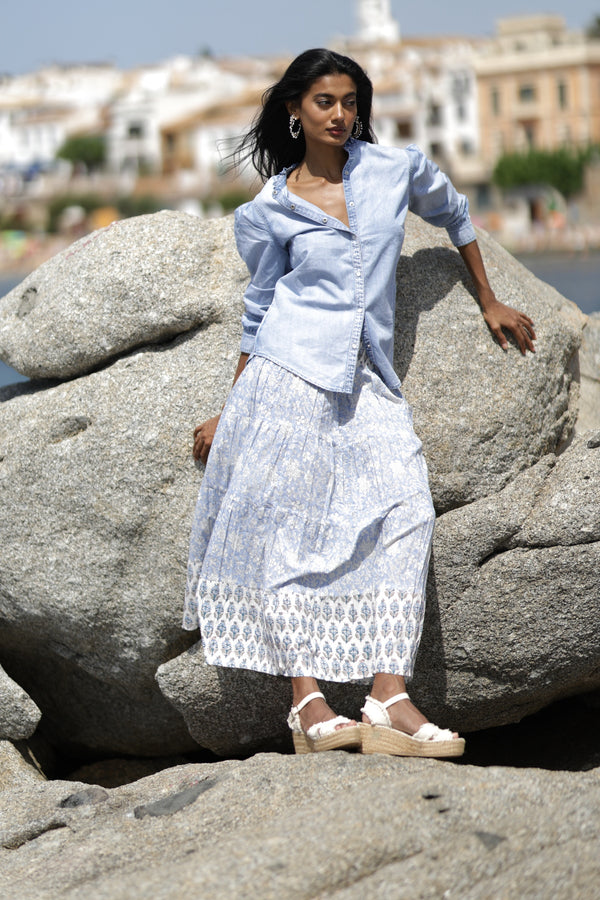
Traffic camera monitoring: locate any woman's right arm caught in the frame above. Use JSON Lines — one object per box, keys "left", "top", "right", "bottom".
{"left": 192, "top": 198, "right": 287, "bottom": 464}
{"left": 192, "top": 352, "right": 249, "bottom": 463}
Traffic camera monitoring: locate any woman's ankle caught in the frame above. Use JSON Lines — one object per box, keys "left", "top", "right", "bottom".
{"left": 370, "top": 672, "right": 408, "bottom": 701}
{"left": 291, "top": 676, "right": 321, "bottom": 706}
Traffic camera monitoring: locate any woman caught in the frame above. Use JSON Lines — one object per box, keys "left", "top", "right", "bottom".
{"left": 183, "top": 49, "right": 535, "bottom": 757}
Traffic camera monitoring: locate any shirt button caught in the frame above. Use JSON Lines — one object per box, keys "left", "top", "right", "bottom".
{"left": 349, "top": 201, "right": 354, "bottom": 206}
{"left": 322, "top": 217, "right": 327, "bottom": 223}
{"left": 291, "top": 204, "right": 296, "bottom": 209}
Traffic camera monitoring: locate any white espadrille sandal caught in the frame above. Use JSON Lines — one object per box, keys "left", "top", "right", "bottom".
{"left": 287, "top": 691, "right": 362, "bottom": 754}
{"left": 360, "top": 693, "right": 465, "bottom": 758}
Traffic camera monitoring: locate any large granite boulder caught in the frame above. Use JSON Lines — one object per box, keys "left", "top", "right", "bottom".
{"left": 0, "top": 740, "right": 45, "bottom": 791}
{"left": 0, "top": 328, "right": 235, "bottom": 755}
{"left": 0, "top": 664, "right": 41, "bottom": 741}
{"left": 0, "top": 210, "right": 594, "bottom": 757}
{"left": 578, "top": 311, "right": 600, "bottom": 431}
{"left": 0, "top": 212, "right": 248, "bottom": 379}
{"left": 415, "top": 431, "right": 600, "bottom": 731}
{"left": 1, "top": 753, "right": 599, "bottom": 899}
{"left": 396, "top": 222, "right": 584, "bottom": 509}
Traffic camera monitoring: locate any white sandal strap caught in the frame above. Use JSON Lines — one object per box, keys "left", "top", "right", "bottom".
{"left": 413, "top": 722, "right": 455, "bottom": 742}
{"left": 360, "top": 693, "right": 410, "bottom": 728}
{"left": 287, "top": 692, "right": 326, "bottom": 733}
{"left": 306, "top": 715, "right": 354, "bottom": 741}
{"left": 361, "top": 695, "right": 457, "bottom": 742}
{"left": 293, "top": 691, "right": 325, "bottom": 713}
{"left": 381, "top": 692, "right": 409, "bottom": 709}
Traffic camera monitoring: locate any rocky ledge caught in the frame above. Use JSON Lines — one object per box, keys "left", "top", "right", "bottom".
{"left": 1, "top": 751, "right": 600, "bottom": 900}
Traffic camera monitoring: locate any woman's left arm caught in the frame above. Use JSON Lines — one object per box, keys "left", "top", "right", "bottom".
{"left": 458, "top": 240, "right": 536, "bottom": 355}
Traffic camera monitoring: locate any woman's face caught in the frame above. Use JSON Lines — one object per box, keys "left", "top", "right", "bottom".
{"left": 288, "top": 73, "right": 358, "bottom": 151}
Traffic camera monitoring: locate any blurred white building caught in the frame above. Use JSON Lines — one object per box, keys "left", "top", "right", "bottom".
{"left": 105, "top": 55, "right": 248, "bottom": 176}
{"left": 357, "top": 0, "right": 400, "bottom": 44}
{"left": 156, "top": 57, "right": 287, "bottom": 195}
{"left": 0, "top": 64, "right": 122, "bottom": 170}
{"left": 336, "top": 1, "right": 486, "bottom": 191}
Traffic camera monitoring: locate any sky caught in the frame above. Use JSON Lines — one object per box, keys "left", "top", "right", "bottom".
{"left": 1, "top": 0, "right": 599, "bottom": 75}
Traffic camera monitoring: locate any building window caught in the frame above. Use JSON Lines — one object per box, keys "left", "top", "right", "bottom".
{"left": 427, "top": 104, "right": 442, "bottom": 127}
{"left": 522, "top": 121, "right": 536, "bottom": 148}
{"left": 430, "top": 141, "right": 443, "bottom": 158}
{"left": 476, "top": 183, "right": 491, "bottom": 209}
{"left": 395, "top": 120, "right": 412, "bottom": 139}
{"left": 127, "top": 122, "right": 144, "bottom": 139}
{"left": 491, "top": 88, "right": 500, "bottom": 116}
{"left": 452, "top": 74, "right": 470, "bottom": 121}
{"left": 558, "top": 81, "right": 568, "bottom": 109}
{"left": 518, "top": 85, "right": 536, "bottom": 103}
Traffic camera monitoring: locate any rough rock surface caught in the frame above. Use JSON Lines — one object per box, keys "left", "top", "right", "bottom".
{"left": 0, "top": 211, "right": 593, "bottom": 757}
{"left": 0, "top": 740, "right": 45, "bottom": 791}
{"left": 414, "top": 431, "right": 600, "bottom": 732}
{"left": 0, "top": 663, "right": 41, "bottom": 740}
{"left": 578, "top": 311, "right": 600, "bottom": 431}
{"left": 0, "top": 327, "right": 237, "bottom": 755}
{"left": 0, "top": 212, "right": 247, "bottom": 379}
{"left": 1, "top": 753, "right": 599, "bottom": 900}
{"left": 396, "top": 221, "right": 584, "bottom": 509}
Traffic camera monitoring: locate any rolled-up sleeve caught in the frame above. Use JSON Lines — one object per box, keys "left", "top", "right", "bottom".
{"left": 406, "top": 145, "right": 476, "bottom": 247}
{"left": 234, "top": 201, "right": 289, "bottom": 354}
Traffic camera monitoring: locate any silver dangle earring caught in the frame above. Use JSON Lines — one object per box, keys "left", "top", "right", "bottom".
{"left": 352, "top": 117, "right": 363, "bottom": 139}
{"left": 289, "top": 115, "right": 302, "bottom": 139}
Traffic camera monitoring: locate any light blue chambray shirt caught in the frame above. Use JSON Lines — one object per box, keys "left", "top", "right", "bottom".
{"left": 234, "top": 139, "right": 476, "bottom": 394}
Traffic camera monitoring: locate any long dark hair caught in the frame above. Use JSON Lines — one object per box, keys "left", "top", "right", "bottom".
{"left": 235, "top": 48, "right": 375, "bottom": 180}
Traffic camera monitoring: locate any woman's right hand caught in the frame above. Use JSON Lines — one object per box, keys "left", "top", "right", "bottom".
{"left": 193, "top": 415, "right": 221, "bottom": 464}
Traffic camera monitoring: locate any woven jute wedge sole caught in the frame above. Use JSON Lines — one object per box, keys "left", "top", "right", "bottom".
{"left": 292, "top": 724, "right": 362, "bottom": 754}
{"left": 360, "top": 723, "right": 465, "bottom": 758}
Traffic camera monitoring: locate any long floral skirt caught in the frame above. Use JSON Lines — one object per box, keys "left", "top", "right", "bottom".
{"left": 182, "top": 353, "right": 435, "bottom": 682}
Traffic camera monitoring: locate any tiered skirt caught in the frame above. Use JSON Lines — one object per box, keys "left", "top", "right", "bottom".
{"left": 183, "top": 353, "right": 435, "bottom": 682}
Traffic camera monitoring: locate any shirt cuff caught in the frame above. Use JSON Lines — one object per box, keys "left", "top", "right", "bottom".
{"left": 240, "top": 332, "right": 256, "bottom": 354}
{"left": 448, "top": 221, "right": 477, "bottom": 247}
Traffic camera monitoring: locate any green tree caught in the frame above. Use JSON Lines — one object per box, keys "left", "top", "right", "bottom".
{"left": 46, "top": 194, "right": 104, "bottom": 232}
{"left": 586, "top": 15, "right": 600, "bottom": 38}
{"left": 216, "top": 189, "right": 254, "bottom": 212}
{"left": 116, "top": 195, "right": 162, "bottom": 218}
{"left": 492, "top": 147, "right": 595, "bottom": 198}
{"left": 56, "top": 135, "right": 106, "bottom": 171}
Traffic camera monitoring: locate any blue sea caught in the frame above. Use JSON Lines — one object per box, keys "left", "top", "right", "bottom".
{"left": 1, "top": 253, "right": 600, "bottom": 389}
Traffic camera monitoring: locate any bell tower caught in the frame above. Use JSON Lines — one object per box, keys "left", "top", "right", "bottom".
{"left": 356, "top": 0, "right": 400, "bottom": 43}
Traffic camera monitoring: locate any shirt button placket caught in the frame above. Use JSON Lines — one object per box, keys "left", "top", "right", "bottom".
{"left": 355, "top": 227, "right": 365, "bottom": 353}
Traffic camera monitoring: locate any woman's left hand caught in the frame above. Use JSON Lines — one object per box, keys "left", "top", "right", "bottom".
{"left": 457, "top": 242, "right": 536, "bottom": 355}
{"left": 480, "top": 290, "right": 536, "bottom": 355}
